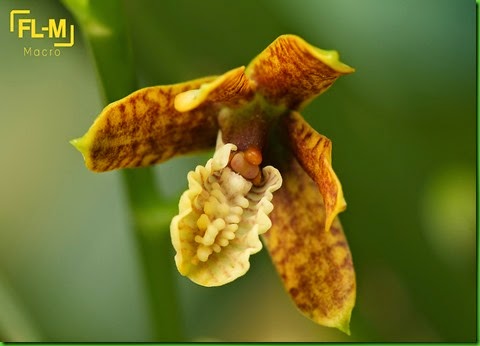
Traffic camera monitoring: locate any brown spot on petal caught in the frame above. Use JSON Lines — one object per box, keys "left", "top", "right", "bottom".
{"left": 289, "top": 287, "right": 300, "bottom": 298}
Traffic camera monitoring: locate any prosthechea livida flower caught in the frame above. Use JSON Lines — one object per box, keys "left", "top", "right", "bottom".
{"left": 71, "top": 35, "right": 356, "bottom": 334}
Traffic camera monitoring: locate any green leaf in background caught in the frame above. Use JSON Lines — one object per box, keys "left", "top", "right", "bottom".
{"left": 62, "top": 0, "right": 183, "bottom": 340}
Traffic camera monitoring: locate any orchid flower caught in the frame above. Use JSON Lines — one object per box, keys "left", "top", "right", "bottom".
{"left": 72, "top": 34, "right": 356, "bottom": 334}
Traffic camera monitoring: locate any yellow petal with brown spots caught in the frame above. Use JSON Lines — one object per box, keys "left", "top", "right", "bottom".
{"left": 284, "top": 111, "right": 346, "bottom": 233}
{"left": 175, "top": 66, "right": 254, "bottom": 112}
{"left": 246, "top": 34, "right": 354, "bottom": 110}
{"left": 71, "top": 76, "right": 220, "bottom": 172}
{"left": 262, "top": 157, "right": 355, "bottom": 334}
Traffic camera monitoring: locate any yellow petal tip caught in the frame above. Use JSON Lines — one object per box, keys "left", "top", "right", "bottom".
{"left": 313, "top": 47, "right": 355, "bottom": 74}
{"left": 270, "top": 34, "right": 355, "bottom": 75}
{"left": 335, "top": 315, "right": 352, "bottom": 335}
{"left": 70, "top": 137, "right": 86, "bottom": 155}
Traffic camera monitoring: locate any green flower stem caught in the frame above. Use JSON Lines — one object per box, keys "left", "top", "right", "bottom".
{"left": 62, "top": 0, "right": 183, "bottom": 340}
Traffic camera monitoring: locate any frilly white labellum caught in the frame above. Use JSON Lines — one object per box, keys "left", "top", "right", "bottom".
{"left": 170, "top": 134, "right": 282, "bottom": 286}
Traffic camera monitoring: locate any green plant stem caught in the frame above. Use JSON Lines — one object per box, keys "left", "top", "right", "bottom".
{"left": 0, "top": 272, "right": 42, "bottom": 341}
{"left": 62, "top": 0, "right": 183, "bottom": 340}
{"left": 121, "top": 169, "right": 182, "bottom": 341}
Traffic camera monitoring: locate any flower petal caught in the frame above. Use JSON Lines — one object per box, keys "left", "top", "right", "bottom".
{"left": 246, "top": 34, "right": 354, "bottom": 110}
{"left": 171, "top": 135, "right": 282, "bottom": 286}
{"left": 262, "top": 157, "right": 355, "bottom": 334}
{"left": 285, "top": 111, "right": 346, "bottom": 233}
{"left": 175, "top": 66, "right": 254, "bottom": 112}
{"left": 71, "top": 76, "right": 219, "bottom": 172}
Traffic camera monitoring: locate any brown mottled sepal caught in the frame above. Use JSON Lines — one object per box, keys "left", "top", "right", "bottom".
{"left": 284, "top": 111, "right": 346, "bottom": 232}
{"left": 262, "top": 157, "right": 356, "bottom": 334}
{"left": 71, "top": 76, "right": 219, "bottom": 172}
{"left": 246, "top": 34, "right": 354, "bottom": 110}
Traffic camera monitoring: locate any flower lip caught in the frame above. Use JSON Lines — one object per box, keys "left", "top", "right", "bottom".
{"left": 170, "top": 133, "right": 282, "bottom": 287}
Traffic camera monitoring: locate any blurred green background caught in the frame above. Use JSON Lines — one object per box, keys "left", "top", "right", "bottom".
{"left": 0, "top": 0, "right": 476, "bottom": 342}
